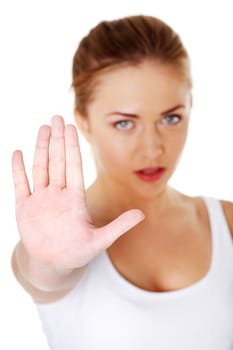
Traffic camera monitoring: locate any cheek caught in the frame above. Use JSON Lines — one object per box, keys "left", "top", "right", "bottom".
{"left": 91, "top": 138, "right": 129, "bottom": 169}
{"left": 174, "top": 134, "right": 187, "bottom": 151}
{"left": 165, "top": 128, "right": 188, "bottom": 157}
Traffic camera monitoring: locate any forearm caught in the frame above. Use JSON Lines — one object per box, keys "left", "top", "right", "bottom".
{"left": 11, "top": 241, "right": 87, "bottom": 296}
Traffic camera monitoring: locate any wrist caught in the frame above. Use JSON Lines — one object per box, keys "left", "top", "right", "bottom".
{"left": 14, "top": 241, "right": 74, "bottom": 291}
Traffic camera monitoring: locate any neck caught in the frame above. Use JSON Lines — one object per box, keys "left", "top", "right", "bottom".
{"left": 86, "top": 177, "right": 181, "bottom": 225}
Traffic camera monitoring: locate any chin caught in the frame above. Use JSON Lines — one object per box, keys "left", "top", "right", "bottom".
{"left": 129, "top": 183, "right": 168, "bottom": 200}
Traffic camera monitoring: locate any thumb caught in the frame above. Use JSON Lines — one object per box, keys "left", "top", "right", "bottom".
{"left": 93, "top": 209, "right": 145, "bottom": 251}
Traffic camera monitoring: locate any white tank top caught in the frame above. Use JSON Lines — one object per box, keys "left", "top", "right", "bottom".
{"left": 36, "top": 197, "right": 233, "bottom": 350}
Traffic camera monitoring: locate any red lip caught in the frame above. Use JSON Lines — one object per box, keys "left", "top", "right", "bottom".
{"left": 136, "top": 167, "right": 161, "bottom": 172}
{"left": 134, "top": 167, "right": 166, "bottom": 182}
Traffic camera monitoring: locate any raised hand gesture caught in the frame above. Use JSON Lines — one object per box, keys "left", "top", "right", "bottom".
{"left": 12, "top": 116, "right": 144, "bottom": 274}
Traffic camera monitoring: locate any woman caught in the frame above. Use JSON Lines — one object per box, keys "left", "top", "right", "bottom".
{"left": 11, "top": 15, "right": 233, "bottom": 349}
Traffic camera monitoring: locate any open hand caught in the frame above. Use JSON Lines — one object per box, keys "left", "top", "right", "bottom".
{"left": 12, "top": 116, "right": 145, "bottom": 271}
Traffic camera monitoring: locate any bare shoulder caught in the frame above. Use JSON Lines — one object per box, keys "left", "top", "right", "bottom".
{"left": 220, "top": 199, "right": 233, "bottom": 239}
{"left": 186, "top": 193, "right": 233, "bottom": 240}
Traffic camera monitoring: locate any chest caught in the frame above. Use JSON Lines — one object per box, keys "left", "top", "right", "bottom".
{"left": 47, "top": 243, "right": 233, "bottom": 350}
{"left": 107, "top": 211, "right": 211, "bottom": 292}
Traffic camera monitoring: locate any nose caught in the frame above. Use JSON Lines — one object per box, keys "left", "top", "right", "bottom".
{"left": 139, "top": 128, "right": 164, "bottom": 159}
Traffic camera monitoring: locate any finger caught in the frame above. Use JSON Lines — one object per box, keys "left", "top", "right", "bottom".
{"left": 93, "top": 209, "right": 145, "bottom": 251}
{"left": 65, "top": 124, "right": 85, "bottom": 195}
{"left": 49, "top": 115, "right": 65, "bottom": 188}
{"left": 12, "top": 150, "right": 31, "bottom": 203}
{"left": 33, "top": 125, "right": 51, "bottom": 191}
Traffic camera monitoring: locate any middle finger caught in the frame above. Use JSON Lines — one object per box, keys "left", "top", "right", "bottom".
{"left": 49, "top": 115, "right": 66, "bottom": 188}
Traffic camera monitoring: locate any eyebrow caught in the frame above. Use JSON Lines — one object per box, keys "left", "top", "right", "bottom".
{"left": 105, "top": 104, "right": 185, "bottom": 118}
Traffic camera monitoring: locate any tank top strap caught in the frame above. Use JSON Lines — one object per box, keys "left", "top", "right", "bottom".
{"left": 201, "top": 196, "right": 233, "bottom": 260}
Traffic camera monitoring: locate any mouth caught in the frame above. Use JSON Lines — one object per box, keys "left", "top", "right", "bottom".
{"left": 135, "top": 167, "right": 165, "bottom": 174}
{"left": 134, "top": 167, "right": 166, "bottom": 182}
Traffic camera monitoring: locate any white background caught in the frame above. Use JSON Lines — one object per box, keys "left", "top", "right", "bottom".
{"left": 0, "top": 0, "right": 233, "bottom": 348}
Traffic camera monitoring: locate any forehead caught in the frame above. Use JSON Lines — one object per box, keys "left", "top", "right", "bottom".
{"left": 88, "top": 60, "right": 191, "bottom": 113}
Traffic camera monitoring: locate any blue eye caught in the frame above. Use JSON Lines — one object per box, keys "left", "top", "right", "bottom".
{"left": 162, "top": 114, "right": 181, "bottom": 125}
{"left": 114, "top": 120, "right": 134, "bottom": 130}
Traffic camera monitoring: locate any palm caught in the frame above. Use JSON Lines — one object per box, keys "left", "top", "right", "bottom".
{"left": 12, "top": 116, "right": 144, "bottom": 271}
{"left": 16, "top": 187, "right": 94, "bottom": 268}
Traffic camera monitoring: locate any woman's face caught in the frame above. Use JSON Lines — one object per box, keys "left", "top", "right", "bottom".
{"left": 77, "top": 60, "right": 192, "bottom": 199}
